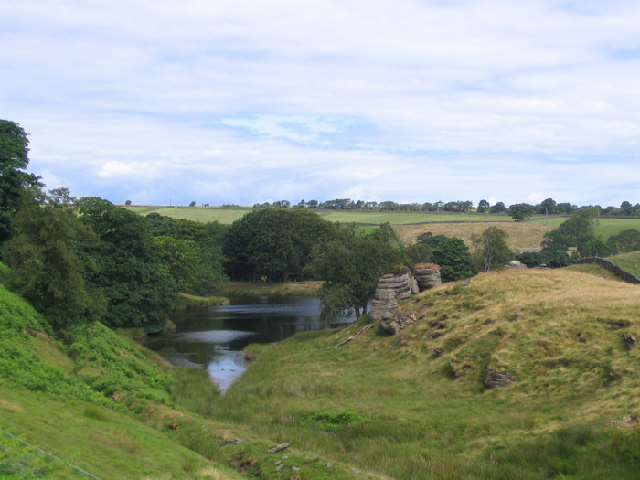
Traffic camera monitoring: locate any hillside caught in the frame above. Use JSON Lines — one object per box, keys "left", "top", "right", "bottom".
{"left": 0, "top": 282, "right": 368, "bottom": 479}
{"left": 212, "top": 268, "right": 640, "bottom": 479}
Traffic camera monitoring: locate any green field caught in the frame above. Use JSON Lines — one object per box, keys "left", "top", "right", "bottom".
{"left": 126, "top": 206, "right": 514, "bottom": 225}
{"left": 531, "top": 217, "right": 640, "bottom": 240}
{"left": 125, "top": 206, "right": 253, "bottom": 223}
{"left": 607, "top": 251, "right": 640, "bottom": 277}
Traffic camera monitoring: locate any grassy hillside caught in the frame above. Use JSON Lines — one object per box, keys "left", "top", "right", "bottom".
{"left": 209, "top": 269, "right": 640, "bottom": 479}
{"left": 0, "top": 282, "right": 372, "bottom": 479}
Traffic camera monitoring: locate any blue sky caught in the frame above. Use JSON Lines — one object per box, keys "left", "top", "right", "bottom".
{"left": 2, "top": 0, "right": 639, "bottom": 207}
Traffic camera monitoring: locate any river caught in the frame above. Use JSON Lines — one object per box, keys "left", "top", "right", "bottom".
{"left": 145, "top": 295, "right": 355, "bottom": 391}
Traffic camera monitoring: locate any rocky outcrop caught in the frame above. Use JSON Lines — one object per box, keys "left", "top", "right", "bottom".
{"left": 484, "top": 369, "right": 514, "bottom": 389}
{"left": 414, "top": 263, "right": 442, "bottom": 290}
{"left": 370, "top": 271, "right": 415, "bottom": 321}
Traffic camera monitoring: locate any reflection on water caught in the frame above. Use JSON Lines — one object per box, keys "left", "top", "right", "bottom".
{"left": 146, "top": 295, "right": 353, "bottom": 391}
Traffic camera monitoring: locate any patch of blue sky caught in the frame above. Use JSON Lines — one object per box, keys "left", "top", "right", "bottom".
{"left": 220, "top": 114, "right": 375, "bottom": 148}
{"left": 605, "top": 47, "right": 640, "bottom": 61}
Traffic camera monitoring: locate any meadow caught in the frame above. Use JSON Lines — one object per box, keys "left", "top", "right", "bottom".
{"left": 206, "top": 268, "right": 640, "bottom": 479}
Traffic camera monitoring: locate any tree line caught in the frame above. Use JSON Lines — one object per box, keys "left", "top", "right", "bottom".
{"left": 253, "top": 197, "right": 640, "bottom": 218}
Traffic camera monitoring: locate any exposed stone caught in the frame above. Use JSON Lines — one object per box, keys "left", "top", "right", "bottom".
{"left": 370, "top": 271, "right": 416, "bottom": 321}
{"left": 623, "top": 334, "right": 636, "bottom": 349}
{"left": 414, "top": 263, "right": 442, "bottom": 291}
{"left": 505, "top": 260, "right": 527, "bottom": 270}
{"left": 485, "top": 369, "right": 515, "bottom": 389}
{"left": 267, "top": 443, "right": 290, "bottom": 454}
{"left": 432, "top": 348, "right": 443, "bottom": 358}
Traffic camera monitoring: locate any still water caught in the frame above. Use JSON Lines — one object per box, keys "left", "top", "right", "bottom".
{"left": 145, "top": 296, "right": 354, "bottom": 391}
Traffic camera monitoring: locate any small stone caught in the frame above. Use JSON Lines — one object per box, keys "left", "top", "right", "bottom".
{"left": 292, "top": 466, "right": 300, "bottom": 472}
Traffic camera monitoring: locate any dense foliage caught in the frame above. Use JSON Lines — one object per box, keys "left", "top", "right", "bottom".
{"left": 308, "top": 223, "right": 402, "bottom": 317}
{"left": 0, "top": 120, "right": 41, "bottom": 241}
{"left": 415, "top": 233, "right": 475, "bottom": 282}
{"left": 606, "top": 228, "right": 640, "bottom": 254}
{"left": 516, "top": 250, "right": 575, "bottom": 268}
{"left": 542, "top": 209, "right": 609, "bottom": 257}
{"left": 2, "top": 190, "right": 106, "bottom": 329}
{"left": 224, "top": 208, "right": 338, "bottom": 281}
{"left": 77, "top": 198, "right": 178, "bottom": 332}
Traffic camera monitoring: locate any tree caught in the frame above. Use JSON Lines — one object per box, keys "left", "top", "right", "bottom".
{"left": 308, "top": 223, "right": 402, "bottom": 317}
{"left": 416, "top": 233, "right": 475, "bottom": 282}
{"left": 145, "top": 213, "right": 227, "bottom": 294}
{"left": 78, "top": 198, "right": 177, "bottom": 332}
{"left": 542, "top": 208, "right": 603, "bottom": 256}
{"left": 508, "top": 203, "right": 535, "bottom": 221}
{"left": 224, "top": 208, "right": 338, "bottom": 282}
{"left": 2, "top": 190, "right": 106, "bottom": 328}
{"left": 490, "top": 202, "right": 506, "bottom": 213}
{"left": 189, "top": 201, "right": 196, "bottom": 207}
{"left": 537, "top": 198, "right": 558, "bottom": 215}
{"left": 0, "top": 120, "right": 41, "bottom": 241}
{"left": 125, "top": 199, "right": 132, "bottom": 206}
{"left": 606, "top": 229, "right": 640, "bottom": 254}
{"left": 471, "top": 227, "right": 513, "bottom": 272}
{"left": 477, "top": 199, "right": 490, "bottom": 213}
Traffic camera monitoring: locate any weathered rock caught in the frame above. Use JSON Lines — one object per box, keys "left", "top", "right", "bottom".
{"left": 378, "top": 321, "right": 399, "bottom": 336}
{"left": 267, "top": 443, "right": 290, "bottom": 454}
{"left": 414, "top": 263, "right": 442, "bottom": 291}
{"left": 623, "top": 334, "right": 637, "bottom": 349}
{"left": 505, "top": 260, "right": 527, "bottom": 270}
{"left": 485, "top": 369, "right": 514, "bottom": 389}
{"left": 370, "top": 271, "right": 416, "bottom": 321}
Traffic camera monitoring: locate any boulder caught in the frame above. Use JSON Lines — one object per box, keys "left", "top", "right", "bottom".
{"left": 485, "top": 369, "right": 514, "bottom": 389}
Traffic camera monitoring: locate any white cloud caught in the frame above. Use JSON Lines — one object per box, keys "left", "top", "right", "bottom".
{"left": 2, "top": 0, "right": 640, "bottom": 206}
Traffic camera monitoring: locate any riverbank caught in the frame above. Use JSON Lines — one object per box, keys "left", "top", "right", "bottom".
{"left": 222, "top": 281, "right": 323, "bottom": 296}
{"left": 175, "top": 292, "right": 230, "bottom": 310}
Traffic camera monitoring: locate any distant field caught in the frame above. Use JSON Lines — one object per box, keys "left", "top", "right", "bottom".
{"left": 318, "top": 211, "right": 511, "bottom": 224}
{"left": 124, "top": 207, "right": 640, "bottom": 248}
{"left": 394, "top": 221, "right": 552, "bottom": 249}
{"left": 124, "top": 206, "right": 513, "bottom": 225}
{"left": 125, "top": 206, "right": 252, "bottom": 223}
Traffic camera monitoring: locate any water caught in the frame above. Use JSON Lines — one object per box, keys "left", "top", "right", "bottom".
{"left": 145, "top": 295, "right": 354, "bottom": 391}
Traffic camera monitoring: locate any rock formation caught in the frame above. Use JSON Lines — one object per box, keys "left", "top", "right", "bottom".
{"left": 370, "top": 270, "right": 415, "bottom": 321}
{"left": 414, "top": 263, "right": 442, "bottom": 290}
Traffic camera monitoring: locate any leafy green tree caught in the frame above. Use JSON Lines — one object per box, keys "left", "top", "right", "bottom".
{"left": 0, "top": 120, "right": 41, "bottom": 241}
{"left": 489, "top": 201, "right": 507, "bottom": 213}
{"left": 78, "top": 198, "right": 177, "bottom": 332}
{"left": 308, "top": 223, "right": 402, "bottom": 317}
{"left": 537, "top": 198, "right": 558, "bottom": 215}
{"left": 508, "top": 203, "right": 535, "bottom": 221}
{"left": 145, "top": 214, "right": 227, "bottom": 294}
{"left": 471, "top": 227, "right": 513, "bottom": 272}
{"left": 476, "top": 199, "right": 490, "bottom": 213}
{"left": 2, "top": 191, "right": 106, "bottom": 329}
{"left": 542, "top": 208, "right": 604, "bottom": 256}
{"left": 416, "top": 233, "right": 475, "bottom": 281}
{"left": 606, "top": 229, "right": 640, "bottom": 254}
{"left": 224, "top": 208, "right": 338, "bottom": 281}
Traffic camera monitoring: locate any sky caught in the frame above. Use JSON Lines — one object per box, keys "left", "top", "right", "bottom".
{"left": 2, "top": 0, "right": 640, "bottom": 207}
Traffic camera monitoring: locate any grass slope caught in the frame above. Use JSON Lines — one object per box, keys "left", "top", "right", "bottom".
{"left": 0, "top": 281, "right": 377, "bottom": 479}
{"left": 211, "top": 269, "right": 640, "bottom": 479}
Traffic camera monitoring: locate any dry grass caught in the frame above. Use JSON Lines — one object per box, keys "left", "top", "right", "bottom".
{"left": 393, "top": 221, "right": 552, "bottom": 249}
